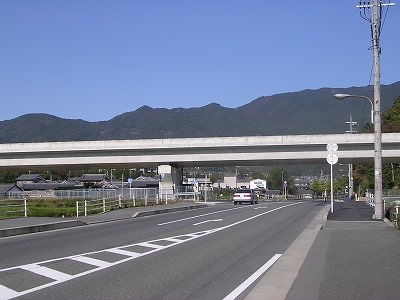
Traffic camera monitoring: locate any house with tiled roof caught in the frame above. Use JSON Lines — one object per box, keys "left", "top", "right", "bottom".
{"left": 80, "top": 174, "right": 116, "bottom": 189}
{"left": 131, "top": 176, "right": 159, "bottom": 188}
{"left": 15, "top": 174, "right": 45, "bottom": 186}
{"left": 0, "top": 184, "right": 23, "bottom": 197}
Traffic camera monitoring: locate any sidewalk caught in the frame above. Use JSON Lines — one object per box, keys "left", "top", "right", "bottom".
{"left": 245, "top": 200, "right": 400, "bottom": 300}
{"left": 0, "top": 202, "right": 208, "bottom": 238}
{"left": 327, "top": 199, "right": 377, "bottom": 221}
{"left": 286, "top": 200, "right": 400, "bottom": 299}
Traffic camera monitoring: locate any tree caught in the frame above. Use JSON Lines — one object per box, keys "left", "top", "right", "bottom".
{"left": 310, "top": 180, "right": 329, "bottom": 197}
{"left": 251, "top": 170, "right": 266, "bottom": 180}
{"left": 266, "top": 167, "right": 296, "bottom": 194}
{"left": 267, "top": 167, "right": 286, "bottom": 190}
{"left": 353, "top": 164, "right": 374, "bottom": 195}
{"left": 382, "top": 96, "right": 400, "bottom": 132}
{"left": 354, "top": 95, "right": 400, "bottom": 194}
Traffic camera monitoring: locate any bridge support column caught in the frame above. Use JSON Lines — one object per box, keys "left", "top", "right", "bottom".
{"left": 158, "top": 165, "right": 183, "bottom": 193}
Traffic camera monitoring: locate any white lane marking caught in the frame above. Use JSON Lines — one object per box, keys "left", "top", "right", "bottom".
{"left": 215, "top": 203, "right": 301, "bottom": 232}
{"left": 254, "top": 206, "right": 269, "bottom": 209}
{"left": 157, "top": 206, "right": 244, "bottom": 225}
{"left": 71, "top": 256, "right": 112, "bottom": 268}
{"left": 106, "top": 248, "right": 142, "bottom": 258}
{"left": 0, "top": 202, "right": 301, "bottom": 299}
{"left": 193, "top": 219, "right": 223, "bottom": 226}
{"left": 222, "top": 254, "right": 282, "bottom": 300}
{"left": 137, "top": 242, "right": 165, "bottom": 250}
{"left": 20, "top": 264, "right": 73, "bottom": 281}
{"left": 162, "top": 237, "right": 186, "bottom": 243}
{"left": 0, "top": 285, "right": 19, "bottom": 299}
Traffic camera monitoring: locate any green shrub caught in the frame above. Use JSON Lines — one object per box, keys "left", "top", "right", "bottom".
{"left": 28, "top": 206, "right": 76, "bottom": 217}
{"left": 25, "top": 198, "right": 77, "bottom": 217}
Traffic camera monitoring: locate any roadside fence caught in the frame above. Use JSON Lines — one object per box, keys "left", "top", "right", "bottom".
{"left": 365, "top": 189, "right": 400, "bottom": 227}
{"left": 0, "top": 187, "right": 199, "bottom": 218}
{"left": 390, "top": 203, "right": 400, "bottom": 228}
{"left": 0, "top": 198, "right": 28, "bottom": 218}
{"left": 75, "top": 188, "right": 179, "bottom": 217}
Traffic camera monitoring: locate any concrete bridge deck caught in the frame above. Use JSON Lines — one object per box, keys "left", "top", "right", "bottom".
{"left": 0, "top": 133, "right": 399, "bottom": 169}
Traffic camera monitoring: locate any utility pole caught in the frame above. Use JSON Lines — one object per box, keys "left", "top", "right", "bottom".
{"left": 346, "top": 114, "right": 357, "bottom": 199}
{"left": 372, "top": 0, "right": 383, "bottom": 219}
{"left": 345, "top": 114, "right": 357, "bottom": 134}
{"left": 357, "top": 0, "right": 395, "bottom": 219}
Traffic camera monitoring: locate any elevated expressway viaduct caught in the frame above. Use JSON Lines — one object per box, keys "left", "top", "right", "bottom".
{"left": 0, "top": 133, "right": 399, "bottom": 187}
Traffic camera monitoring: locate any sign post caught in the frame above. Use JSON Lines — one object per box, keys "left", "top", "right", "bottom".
{"left": 128, "top": 177, "right": 133, "bottom": 199}
{"left": 327, "top": 144, "right": 338, "bottom": 213}
{"left": 283, "top": 180, "right": 287, "bottom": 200}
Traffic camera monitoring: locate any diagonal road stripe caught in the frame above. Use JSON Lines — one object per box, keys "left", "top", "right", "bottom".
{"left": 20, "top": 264, "right": 73, "bottom": 281}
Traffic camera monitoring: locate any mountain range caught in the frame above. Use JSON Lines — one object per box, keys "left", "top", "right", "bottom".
{"left": 1, "top": 81, "right": 400, "bottom": 143}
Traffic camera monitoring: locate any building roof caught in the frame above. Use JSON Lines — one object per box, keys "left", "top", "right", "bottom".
{"left": 135, "top": 176, "right": 157, "bottom": 181}
{"left": 81, "top": 174, "right": 108, "bottom": 182}
{"left": 15, "top": 174, "right": 45, "bottom": 182}
{"left": 131, "top": 176, "right": 159, "bottom": 188}
{"left": 0, "top": 184, "right": 17, "bottom": 193}
{"left": 19, "top": 182, "right": 76, "bottom": 191}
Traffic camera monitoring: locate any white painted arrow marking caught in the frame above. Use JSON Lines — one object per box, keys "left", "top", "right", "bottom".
{"left": 193, "top": 219, "right": 223, "bottom": 226}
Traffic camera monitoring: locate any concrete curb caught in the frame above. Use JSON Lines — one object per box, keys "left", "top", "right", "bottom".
{"left": 0, "top": 220, "right": 86, "bottom": 238}
{"left": 0, "top": 203, "right": 209, "bottom": 238}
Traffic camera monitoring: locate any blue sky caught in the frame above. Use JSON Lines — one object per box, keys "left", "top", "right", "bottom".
{"left": 1, "top": 1, "right": 399, "bottom": 122}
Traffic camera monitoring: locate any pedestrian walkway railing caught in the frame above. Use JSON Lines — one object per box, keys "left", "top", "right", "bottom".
{"left": 394, "top": 205, "right": 399, "bottom": 228}
{"left": 0, "top": 198, "right": 27, "bottom": 218}
{"left": 365, "top": 189, "right": 400, "bottom": 206}
{"left": 387, "top": 201, "right": 400, "bottom": 229}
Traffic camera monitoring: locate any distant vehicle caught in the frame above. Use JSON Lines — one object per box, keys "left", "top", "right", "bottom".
{"left": 233, "top": 189, "right": 258, "bottom": 205}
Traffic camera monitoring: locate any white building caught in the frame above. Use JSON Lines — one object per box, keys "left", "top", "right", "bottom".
{"left": 250, "top": 179, "right": 267, "bottom": 190}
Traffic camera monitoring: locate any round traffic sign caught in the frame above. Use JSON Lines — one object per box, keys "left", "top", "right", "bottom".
{"left": 326, "top": 143, "right": 338, "bottom": 152}
{"left": 327, "top": 153, "right": 338, "bottom": 165}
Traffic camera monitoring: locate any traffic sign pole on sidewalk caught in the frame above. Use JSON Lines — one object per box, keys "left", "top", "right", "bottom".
{"left": 327, "top": 144, "right": 338, "bottom": 213}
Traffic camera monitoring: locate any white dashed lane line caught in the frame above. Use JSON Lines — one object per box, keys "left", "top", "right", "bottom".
{"left": 0, "top": 202, "right": 301, "bottom": 300}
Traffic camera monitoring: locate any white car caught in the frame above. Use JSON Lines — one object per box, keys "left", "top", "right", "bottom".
{"left": 233, "top": 189, "right": 258, "bottom": 205}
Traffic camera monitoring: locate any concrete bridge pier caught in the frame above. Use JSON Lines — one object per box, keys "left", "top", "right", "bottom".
{"left": 158, "top": 164, "right": 183, "bottom": 193}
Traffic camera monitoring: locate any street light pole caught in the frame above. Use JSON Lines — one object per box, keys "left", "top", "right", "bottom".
{"left": 333, "top": 92, "right": 383, "bottom": 219}
{"left": 333, "top": 94, "right": 373, "bottom": 124}
{"left": 332, "top": 0, "right": 395, "bottom": 219}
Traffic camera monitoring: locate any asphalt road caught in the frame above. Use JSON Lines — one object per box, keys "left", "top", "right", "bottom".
{"left": 0, "top": 201, "right": 324, "bottom": 299}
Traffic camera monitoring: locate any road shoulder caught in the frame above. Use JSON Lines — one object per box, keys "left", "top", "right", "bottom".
{"left": 245, "top": 203, "right": 330, "bottom": 300}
